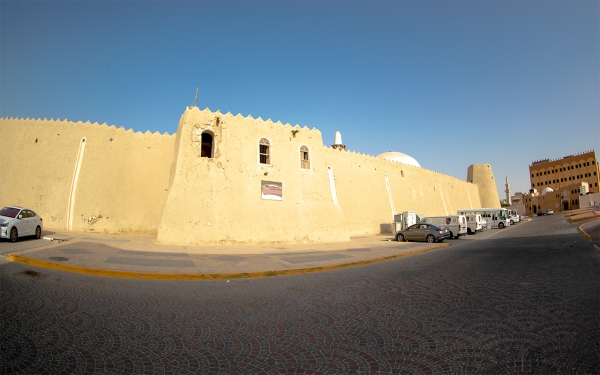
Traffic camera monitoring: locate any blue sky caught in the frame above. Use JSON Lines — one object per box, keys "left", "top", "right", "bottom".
{"left": 1, "top": 1, "right": 598, "bottom": 198}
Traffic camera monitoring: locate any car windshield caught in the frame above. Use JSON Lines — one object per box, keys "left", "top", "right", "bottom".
{"left": 0, "top": 207, "right": 20, "bottom": 218}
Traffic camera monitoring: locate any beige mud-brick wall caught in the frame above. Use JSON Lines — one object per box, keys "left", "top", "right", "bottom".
{"left": 157, "top": 107, "right": 348, "bottom": 245}
{"left": 0, "top": 118, "right": 174, "bottom": 234}
{"left": 324, "top": 149, "right": 483, "bottom": 236}
{"left": 467, "top": 164, "right": 501, "bottom": 208}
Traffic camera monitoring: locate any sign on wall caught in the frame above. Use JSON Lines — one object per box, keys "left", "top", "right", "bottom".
{"left": 261, "top": 180, "right": 282, "bottom": 201}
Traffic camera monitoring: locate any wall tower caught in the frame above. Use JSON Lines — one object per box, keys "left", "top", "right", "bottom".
{"left": 467, "top": 164, "right": 500, "bottom": 207}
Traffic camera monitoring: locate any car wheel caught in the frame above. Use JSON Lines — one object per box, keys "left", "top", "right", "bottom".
{"left": 10, "top": 227, "right": 18, "bottom": 242}
{"left": 426, "top": 234, "right": 435, "bottom": 243}
{"left": 35, "top": 226, "right": 42, "bottom": 239}
{"left": 498, "top": 222, "right": 505, "bottom": 229}
{"left": 449, "top": 231, "right": 454, "bottom": 239}
{"left": 510, "top": 220, "right": 514, "bottom": 225}
{"left": 396, "top": 233, "right": 405, "bottom": 242}
{"left": 467, "top": 228, "right": 473, "bottom": 235}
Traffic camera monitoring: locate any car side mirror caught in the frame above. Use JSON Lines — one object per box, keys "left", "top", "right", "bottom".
{"left": 18, "top": 215, "right": 23, "bottom": 219}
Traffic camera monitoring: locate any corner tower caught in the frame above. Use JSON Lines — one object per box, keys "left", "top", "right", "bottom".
{"left": 467, "top": 164, "right": 500, "bottom": 207}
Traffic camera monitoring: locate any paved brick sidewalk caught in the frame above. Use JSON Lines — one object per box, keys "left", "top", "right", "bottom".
{"left": 579, "top": 218, "right": 600, "bottom": 241}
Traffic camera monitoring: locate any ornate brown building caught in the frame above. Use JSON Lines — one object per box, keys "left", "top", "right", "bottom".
{"left": 524, "top": 150, "right": 599, "bottom": 214}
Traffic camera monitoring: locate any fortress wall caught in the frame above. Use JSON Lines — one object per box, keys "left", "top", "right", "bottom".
{"left": 324, "top": 149, "right": 483, "bottom": 236}
{"left": 467, "top": 164, "right": 500, "bottom": 208}
{"left": 0, "top": 118, "right": 174, "bottom": 234}
{"left": 1, "top": 109, "right": 495, "bottom": 244}
{"left": 157, "top": 107, "right": 348, "bottom": 245}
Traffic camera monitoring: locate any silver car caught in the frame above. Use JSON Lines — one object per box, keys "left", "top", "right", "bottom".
{"left": 396, "top": 223, "right": 450, "bottom": 243}
{"left": 0, "top": 206, "right": 43, "bottom": 242}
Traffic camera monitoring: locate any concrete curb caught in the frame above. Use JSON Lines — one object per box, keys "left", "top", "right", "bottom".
{"left": 6, "top": 243, "right": 451, "bottom": 280}
{"left": 578, "top": 225, "right": 593, "bottom": 242}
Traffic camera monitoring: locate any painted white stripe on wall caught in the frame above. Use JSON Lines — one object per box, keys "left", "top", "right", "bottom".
{"left": 467, "top": 189, "right": 473, "bottom": 208}
{"left": 439, "top": 183, "right": 448, "bottom": 216}
{"left": 67, "top": 137, "right": 86, "bottom": 230}
{"left": 327, "top": 166, "right": 339, "bottom": 208}
{"left": 384, "top": 173, "right": 395, "bottom": 221}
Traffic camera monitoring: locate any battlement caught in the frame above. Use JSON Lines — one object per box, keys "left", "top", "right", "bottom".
{"left": 187, "top": 107, "right": 322, "bottom": 137}
{"left": 529, "top": 150, "right": 595, "bottom": 166}
{"left": 321, "top": 144, "right": 471, "bottom": 182}
{"left": 0, "top": 116, "right": 174, "bottom": 138}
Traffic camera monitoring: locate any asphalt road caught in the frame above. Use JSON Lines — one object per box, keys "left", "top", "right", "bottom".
{"left": 1, "top": 216, "right": 598, "bottom": 374}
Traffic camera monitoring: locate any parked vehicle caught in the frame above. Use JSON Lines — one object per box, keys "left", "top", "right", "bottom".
{"left": 395, "top": 223, "right": 450, "bottom": 243}
{"left": 464, "top": 214, "right": 483, "bottom": 235}
{"left": 537, "top": 211, "right": 545, "bottom": 216}
{"left": 0, "top": 206, "right": 43, "bottom": 242}
{"left": 506, "top": 209, "right": 520, "bottom": 225}
{"left": 457, "top": 208, "right": 510, "bottom": 229}
{"left": 546, "top": 209, "right": 554, "bottom": 215}
{"left": 420, "top": 215, "right": 468, "bottom": 239}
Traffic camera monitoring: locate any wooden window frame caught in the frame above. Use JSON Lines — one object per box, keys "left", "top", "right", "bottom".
{"left": 299, "top": 145, "right": 310, "bottom": 170}
{"left": 259, "top": 138, "right": 271, "bottom": 165}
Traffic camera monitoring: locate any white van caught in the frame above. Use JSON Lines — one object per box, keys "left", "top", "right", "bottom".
{"left": 420, "top": 215, "right": 468, "bottom": 239}
{"left": 465, "top": 214, "right": 483, "bottom": 235}
{"left": 506, "top": 209, "right": 520, "bottom": 225}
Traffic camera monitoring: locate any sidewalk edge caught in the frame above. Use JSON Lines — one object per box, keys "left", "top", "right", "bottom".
{"left": 6, "top": 243, "right": 450, "bottom": 280}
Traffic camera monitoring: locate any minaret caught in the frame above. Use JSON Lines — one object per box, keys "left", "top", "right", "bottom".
{"left": 505, "top": 176, "right": 511, "bottom": 206}
{"left": 331, "top": 130, "right": 346, "bottom": 150}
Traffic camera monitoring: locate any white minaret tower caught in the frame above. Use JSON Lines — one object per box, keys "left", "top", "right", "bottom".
{"left": 505, "top": 176, "right": 512, "bottom": 205}
{"left": 331, "top": 130, "right": 346, "bottom": 150}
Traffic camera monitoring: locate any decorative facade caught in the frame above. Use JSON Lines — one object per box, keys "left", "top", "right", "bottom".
{"left": 525, "top": 150, "right": 599, "bottom": 214}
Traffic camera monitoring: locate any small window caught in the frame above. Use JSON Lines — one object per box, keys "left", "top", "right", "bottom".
{"left": 259, "top": 138, "right": 271, "bottom": 164}
{"left": 300, "top": 145, "right": 310, "bottom": 169}
{"left": 201, "top": 132, "right": 213, "bottom": 158}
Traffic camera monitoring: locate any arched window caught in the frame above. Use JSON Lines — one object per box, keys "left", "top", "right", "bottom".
{"left": 201, "top": 132, "right": 213, "bottom": 158}
{"left": 300, "top": 145, "right": 310, "bottom": 169}
{"left": 259, "top": 138, "right": 271, "bottom": 164}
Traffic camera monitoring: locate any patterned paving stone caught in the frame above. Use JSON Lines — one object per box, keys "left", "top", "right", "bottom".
{"left": 1, "top": 216, "right": 598, "bottom": 374}
{"left": 0, "top": 238, "right": 49, "bottom": 255}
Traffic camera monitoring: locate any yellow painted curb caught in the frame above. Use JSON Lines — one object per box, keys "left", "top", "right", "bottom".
{"left": 570, "top": 215, "right": 600, "bottom": 223}
{"left": 578, "top": 226, "right": 593, "bottom": 242}
{"left": 6, "top": 243, "right": 450, "bottom": 280}
{"left": 594, "top": 244, "right": 600, "bottom": 253}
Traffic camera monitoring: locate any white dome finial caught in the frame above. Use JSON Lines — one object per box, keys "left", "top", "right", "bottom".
{"left": 331, "top": 130, "right": 346, "bottom": 150}
{"left": 334, "top": 130, "right": 342, "bottom": 145}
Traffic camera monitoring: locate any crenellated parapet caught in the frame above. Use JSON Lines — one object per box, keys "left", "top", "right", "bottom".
{"left": 0, "top": 116, "right": 174, "bottom": 138}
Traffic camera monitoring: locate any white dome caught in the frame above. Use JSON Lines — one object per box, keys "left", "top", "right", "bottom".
{"left": 376, "top": 151, "right": 421, "bottom": 167}
{"left": 541, "top": 187, "right": 554, "bottom": 195}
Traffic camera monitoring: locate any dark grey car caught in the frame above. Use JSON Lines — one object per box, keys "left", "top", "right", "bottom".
{"left": 395, "top": 223, "right": 450, "bottom": 243}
